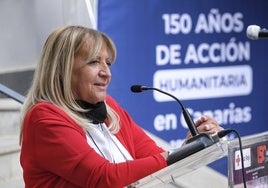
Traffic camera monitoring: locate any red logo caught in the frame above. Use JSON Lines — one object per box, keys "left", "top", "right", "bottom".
{"left": 235, "top": 154, "right": 241, "bottom": 166}
{"left": 257, "top": 145, "right": 266, "bottom": 164}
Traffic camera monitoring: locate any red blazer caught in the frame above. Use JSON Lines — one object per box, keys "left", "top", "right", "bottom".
{"left": 20, "top": 95, "right": 167, "bottom": 188}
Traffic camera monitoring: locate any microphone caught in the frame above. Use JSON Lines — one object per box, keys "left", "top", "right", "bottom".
{"left": 131, "top": 85, "right": 218, "bottom": 144}
{"left": 131, "top": 85, "right": 199, "bottom": 137}
{"left": 130, "top": 85, "right": 229, "bottom": 165}
{"left": 247, "top": 25, "right": 268, "bottom": 40}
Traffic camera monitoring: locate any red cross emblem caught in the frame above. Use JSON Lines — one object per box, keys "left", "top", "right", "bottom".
{"left": 236, "top": 154, "right": 241, "bottom": 166}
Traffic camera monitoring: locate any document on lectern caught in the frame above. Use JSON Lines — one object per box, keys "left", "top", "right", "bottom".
{"left": 228, "top": 131, "right": 268, "bottom": 188}
{"left": 127, "top": 138, "right": 228, "bottom": 188}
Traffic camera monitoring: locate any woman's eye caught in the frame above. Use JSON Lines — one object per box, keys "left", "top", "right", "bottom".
{"left": 88, "top": 60, "right": 99, "bottom": 65}
{"left": 106, "top": 61, "right": 112, "bottom": 67}
{"left": 87, "top": 60, "right": 112, "bottom": 67}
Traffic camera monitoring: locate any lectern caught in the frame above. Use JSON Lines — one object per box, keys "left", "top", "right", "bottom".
{"left": 130, "top": 131, "right": 268, "bottom": 188}
{"left": 129, "top": 138, "right": 228, "bottom": 188}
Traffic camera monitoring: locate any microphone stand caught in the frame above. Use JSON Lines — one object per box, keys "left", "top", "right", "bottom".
{"left": 144, "top": 86, "right": 215, "bottom": 143}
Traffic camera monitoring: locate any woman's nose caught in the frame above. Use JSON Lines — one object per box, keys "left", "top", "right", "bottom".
{"left": 99, "top": 63, "right": 111, "bottom": 77}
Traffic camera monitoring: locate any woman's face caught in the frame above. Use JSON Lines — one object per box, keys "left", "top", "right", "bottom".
{"left": 71, "top": 44, "right": 112, "bottom": 104}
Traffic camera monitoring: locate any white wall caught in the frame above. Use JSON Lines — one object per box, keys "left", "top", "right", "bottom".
{"left": 0, "top": 0, "right": 97, "bottom": 73}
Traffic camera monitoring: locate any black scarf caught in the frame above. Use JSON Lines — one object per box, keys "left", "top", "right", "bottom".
{"left": 76, "top": 100, "right": 107, "bottom": 124}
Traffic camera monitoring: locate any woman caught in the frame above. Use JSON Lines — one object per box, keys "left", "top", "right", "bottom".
{"left": 20, "top": 25, "right": 223, "bottom": 188}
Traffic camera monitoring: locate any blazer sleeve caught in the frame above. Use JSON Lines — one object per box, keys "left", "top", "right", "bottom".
{"left": 21, "top": 102, "right": 167, "bottom": 188}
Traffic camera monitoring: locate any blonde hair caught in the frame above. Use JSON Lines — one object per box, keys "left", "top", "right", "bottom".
{"left": 20, "top": 25, "right": 120, "bottom": 143}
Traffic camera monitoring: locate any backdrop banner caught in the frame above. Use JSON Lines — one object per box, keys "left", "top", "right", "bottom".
{"left": 98, "top": 0, "right": 268, "bottom": 175}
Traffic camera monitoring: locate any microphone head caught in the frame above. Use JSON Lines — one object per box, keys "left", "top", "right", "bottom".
{"left": 130, "top": 85, "right": 151, "bottom": 92}
{"left": 247, "top": 25, "right": 261, "bottom": 40}
{"left": 130, "top": 85, "right": 143, "bottom": 93}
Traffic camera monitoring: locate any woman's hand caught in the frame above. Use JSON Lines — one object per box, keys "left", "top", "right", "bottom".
{"left": 184, "top": 115, "right": 224, "bottom": 142}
